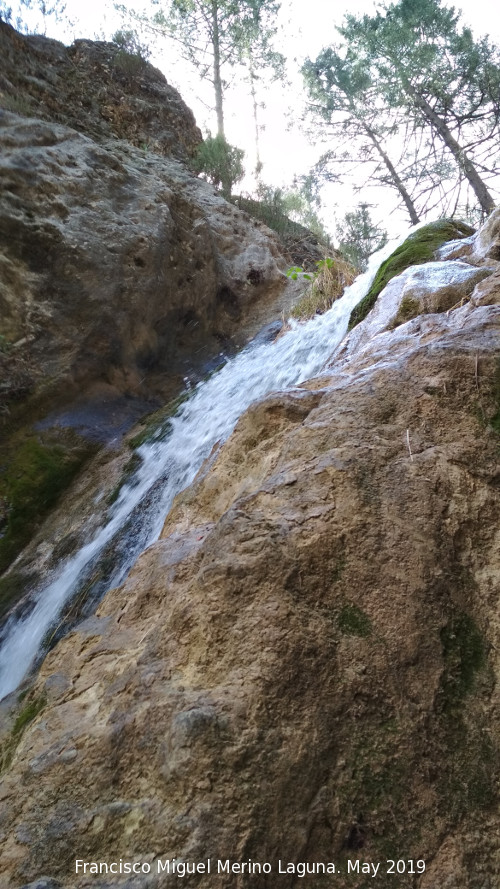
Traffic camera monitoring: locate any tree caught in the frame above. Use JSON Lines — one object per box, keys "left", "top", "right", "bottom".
{"left": 237, "top": 1, "right": 285, "bottom": 182}
{"left": 339, "top": 0, "right": 499, "bottom": 215}
{"left": 337, "top": 203, "right": 388, "bottom": 271}
{"left": 193, "top": 133, "right": 244, "bottom": 197}
{"left": 1, "top": 0, "right": 67, "bottom": 33}
{"left": 151, "top": 0, "right": 283, "bottom": 139}
{"left": 302, "top": 47, "right": 423, "bottom": 225}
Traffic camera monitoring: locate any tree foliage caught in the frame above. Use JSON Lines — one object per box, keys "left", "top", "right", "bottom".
{"left": 337, "top": 203, "right": 388, "bottom": 271}
{"left": 338, "top": 0, "right": 499, "bottom": 215}
{"left": 0, "top": 0, "right": 67, "bottom": 33}
{"left": 302, "top": 47, "right": 424, "bottom": 225}
{"left": 193, "top": 133, "right": 244, "bottom": 197}
{"left": 112, "top": 28, "right": 151, "bottom": 61}
{"left": 303, "top": 0, "right": 499, "bottom": 223}
{"left": 151, "top": 0, "right": 283, "bottom": 138}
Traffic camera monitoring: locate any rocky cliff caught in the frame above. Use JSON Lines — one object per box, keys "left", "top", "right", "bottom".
{"left": 0, "top": 21, "right": 298, "bottom": 579}
{"left": 0, "top": 204, "right": 499, "bottom": 888}
{"left": 0, "top": 21, "right": 292, "bottom": 414}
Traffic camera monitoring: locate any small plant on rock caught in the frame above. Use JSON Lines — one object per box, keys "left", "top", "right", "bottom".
{"left": 287, "top": 256, "right": 355, "bottom": 320}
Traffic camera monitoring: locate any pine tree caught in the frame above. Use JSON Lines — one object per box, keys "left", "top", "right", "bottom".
{"left": 337, "top": 203, "right": 388, "bottom": 271}
{"left": 339, "top": 0, "right": 499, "bottom": 215}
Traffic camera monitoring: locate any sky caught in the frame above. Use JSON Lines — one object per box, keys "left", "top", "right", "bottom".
{"left": 8, "top": 0, "right": 500, "bottom": 239}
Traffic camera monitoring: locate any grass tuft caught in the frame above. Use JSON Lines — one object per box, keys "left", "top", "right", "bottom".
{"left": 291, "top": 258, "right": 356, "bottom": 321}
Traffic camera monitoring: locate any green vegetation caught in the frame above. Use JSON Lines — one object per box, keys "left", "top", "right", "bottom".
{"left": 0, "top": 570, "right": 31, "bottom": 620}
{"left": 148, "top": 0, "right": 283, "bottom": 144}
{"left": 337, "top": 0, "right": 499, "bottom": 216}
{"left": 230, "top": 195, "right": 310, "bottom": 238}
{"left": 12, "top": 694, "right": 46, "bottom": 737}
{"left": 490, "top": 360, "right": 500, "bottom": 434}
{"left": 436, "top": 610, "right": 496, "bottom": 818}
{"left": 347, "top": 219, "right": 474, "bottom": 331}
{"left": 194, "top": 134, "right": 245, "bottom": 199}
{"left": 112, "top": 28, "right": 150, "bottom": 59}
{"left": 331, "top": 554, "right": 345, "bottom": 583}
{"left": 439, "top": 611, "right": 486, "bottom": 712}
{"left": 1, "top": 692, "right": 46, "bottom": 774}
{"left": 289, "top": 256, "right": 356, "bottom": 320}
{"left": 388, "top": 295, "right": 421, "bottom": 329}
{"left": 111, "top": 29, "right": 150, "bottom": 74}
{"left": 128, "top": 389, "right": 192, "bottom": 449}
{"left": 0, "top": 433, "right": 96, "bottom": 574}
{"left": 338, "top": 203, "right": 388, "bottom": 271}
{"left": 107, "top": 452, "right": 143, "bottom": 506}
{"left": 1, "top": 94, "right": 33, "bottom": 115}
{"left": 338, "top": 602, "right": 372, "bottom": 637}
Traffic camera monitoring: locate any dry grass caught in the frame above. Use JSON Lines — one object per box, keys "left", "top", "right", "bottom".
{"left": 290, "top": 257, "right": 356, "bottom": 321}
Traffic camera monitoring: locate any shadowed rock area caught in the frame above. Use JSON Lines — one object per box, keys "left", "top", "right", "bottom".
{"left": 0, "top": 21, "right": 301, "bottom": 578}
{"left": 0, "top": 21, "right": 292, "bottom": 422}
{"left": 0, "top": 209, "right": 499, "bottom": 888}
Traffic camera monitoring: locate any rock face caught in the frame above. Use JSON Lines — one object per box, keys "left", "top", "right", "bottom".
{"left": 0, "top": 22, "right": 294, "bottom": 577}
{"left": 0, "top": 22, "right": 288, "bottom": 420}
{"left": 0, "top": 24, "right": 201, "bottom": 159}
{"left": 1, "top": 210, "right": 499, "bottom": 888}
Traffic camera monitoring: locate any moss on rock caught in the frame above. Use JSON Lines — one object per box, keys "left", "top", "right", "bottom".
{"left": 338, "top": 602, "right": 372, "bottom": 637}
{"left": 348, "top": 219, "right": 475, "bottom": 331}
{"left": 0, "top": 431, "right": 97, "bottom": 575}
{"left": 0, "top": 692, "right": 46, "bottom": 774}
{"left": 0, "top": 570, "right": 32, "bottom": 620}
{"left": 439, "top": 611, "right": 486, "bottom": 712}
{"left": 128, "top": 389, "right": 192, "bottom": 449}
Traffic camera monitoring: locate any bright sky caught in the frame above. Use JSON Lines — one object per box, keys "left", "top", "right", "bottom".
{"left": 10, "top": 0, "right": 500, "bottom": 238}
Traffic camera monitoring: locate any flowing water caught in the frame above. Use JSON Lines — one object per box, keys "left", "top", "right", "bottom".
{"left": 0, "top": 241, "right": 402, "bottom": 700}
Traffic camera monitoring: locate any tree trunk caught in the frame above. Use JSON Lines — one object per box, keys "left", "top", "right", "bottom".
{"left": 363, "top": 123, "right": 421, "bottom": 225}
{"left": 404, "top": 80, "right": 495, "bottom": 215}
{"left": 212, "top": 0, "right": 224, "bottom": 137}
{"left": 249, "top": 58, "right": 262, "bottom": 182}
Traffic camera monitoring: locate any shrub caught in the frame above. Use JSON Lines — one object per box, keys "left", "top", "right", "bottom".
{"left": 194, "top": 134, "right": 244, "bottom": 199}
{"left": 111, "top": 29, "right": 150, "bottom": 75}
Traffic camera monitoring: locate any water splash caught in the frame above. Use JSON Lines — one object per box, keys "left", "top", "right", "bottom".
{"left": 0, "top": 239, "right": 402, "bottom": 700}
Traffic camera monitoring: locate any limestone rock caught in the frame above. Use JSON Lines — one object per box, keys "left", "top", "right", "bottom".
{"left": 0, "top": 22, "right": 201, "bottom": 160}
{"left": 338, "top": 260, "right": 492, "bottom": 361}
{"left": 0, "top": 112, "right": 286, "bottom": 411}
{"left": 0, "top": 23, "right": 290, "bottom": 428}
{"left": 1, "top": 230, "right": 499, "bottom": 887}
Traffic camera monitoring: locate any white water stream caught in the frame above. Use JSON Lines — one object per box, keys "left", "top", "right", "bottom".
{"left": 0, "top": 241, "right": 401, "bottom": 700}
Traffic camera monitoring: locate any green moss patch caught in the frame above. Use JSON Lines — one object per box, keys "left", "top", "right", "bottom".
{"left": 347, "top": 219, "right": 474, "bottom": 331}
{"left": 436, "top": 611, "right": 496, "bottom": 819}
{"left": 388, "top": 295, "right": 421, "bottom": 329}
{"left": 490, "top": 360, "right": 500, "bottom": 434}
{"left": 11, "top": 694, "right": 46, "bottom": 738}
{"left": 0, "top": 432, "right": 96, "bottom": 574}
{"left": 107, "top": 452, "right": 143, "bottom": 506}
{"left": 439, "top": 612, "right": 486, "bottom": 713}
{"left": 338, "top": 602, "right": 372, "bottom": 637}
{"left": 0, "top": 570, "right": 33, "bottom": 620}
{"left": 1, "top": 692, "right": 47, "bottom": 774}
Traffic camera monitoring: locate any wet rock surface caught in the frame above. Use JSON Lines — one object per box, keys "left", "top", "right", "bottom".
{"left": 0, "top": 22, "right": 291, "bottom": 438}
{"left": 0, "top": 213, "right": 499, "bottom": 888}
{"left": 0, "top": 22, "right": 298, "bottom": 578}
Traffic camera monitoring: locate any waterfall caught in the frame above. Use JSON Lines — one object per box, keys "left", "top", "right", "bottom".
{"left": 0, "top": 239, "right": 401, "bottom": 701}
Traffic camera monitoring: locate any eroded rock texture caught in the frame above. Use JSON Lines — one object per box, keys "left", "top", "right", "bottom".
{"left": 0, "top": 211, "right": 499, "bottom": 888}
{"left": 0, "top": 22, "right": 287, "bottom": 418}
